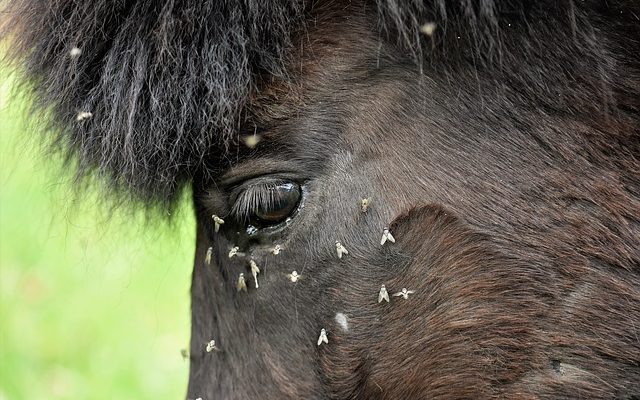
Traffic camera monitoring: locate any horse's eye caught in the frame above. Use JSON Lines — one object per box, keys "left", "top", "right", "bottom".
{"left": 232, "top": 180, "right": 302, "bottom": 228}
{"left": 253, "top": 182, "right": 301, "bottom": 224}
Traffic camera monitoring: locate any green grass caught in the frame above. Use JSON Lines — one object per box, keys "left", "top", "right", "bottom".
{"left": 0, "top": 77, "right": 193, "bottom": 399}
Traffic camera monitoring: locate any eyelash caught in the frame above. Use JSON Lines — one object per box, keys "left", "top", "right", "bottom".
{"left": 230, "top": 180, "right": 290, "bottom": 222}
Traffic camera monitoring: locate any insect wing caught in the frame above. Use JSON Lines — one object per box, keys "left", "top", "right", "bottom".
{"left": 387, "top": 232, "right": 396, "bottom": 243}
{"left": 237, "top": 274, "right": 247, "bottom": 292}
{"left": 378, "top": 287, "right": 390, "bottom": 303}
{"left": 317, "top": 329, "right": 328, "bottom": 346}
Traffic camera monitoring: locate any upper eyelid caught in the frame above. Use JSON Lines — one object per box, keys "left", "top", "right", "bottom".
{"left": 225, "top": 171, "right": 304, "bottom": 198}
{"left": 228, "top": 177, "right": 288, "bottom": 203}
{"left": 219, "top": 158, "right": 302, "bottom": 187}
{"left": 229, "top": 179, "right": 297, "bottom": 221}
{"left": 230, "top": 181, "right": 278, "bottom": 211}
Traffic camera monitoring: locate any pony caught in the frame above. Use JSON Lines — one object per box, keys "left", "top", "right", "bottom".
{"left": 2, "top": 0, "right": 639, "bottom": 398}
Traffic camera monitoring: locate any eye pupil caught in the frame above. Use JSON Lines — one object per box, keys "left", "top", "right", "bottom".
{"left": 254, "top": 182, "right": 300, "bottom": 224}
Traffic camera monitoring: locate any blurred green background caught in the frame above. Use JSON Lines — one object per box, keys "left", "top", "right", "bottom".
{"left": 0, "top": 74, "right": 193, "bottom": 398}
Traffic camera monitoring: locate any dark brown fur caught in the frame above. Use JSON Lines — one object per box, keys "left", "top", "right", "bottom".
{"left": 2, "top": 0, "right": 639, "bottom": 398}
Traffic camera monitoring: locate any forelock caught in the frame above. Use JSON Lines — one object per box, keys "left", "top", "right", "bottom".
{"left": 2, "top": 0, "right": 306, "bottom": 206}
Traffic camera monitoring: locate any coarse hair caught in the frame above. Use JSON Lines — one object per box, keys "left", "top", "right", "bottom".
{"left": 1, "top": 0, "right": 638, "bottom": 208}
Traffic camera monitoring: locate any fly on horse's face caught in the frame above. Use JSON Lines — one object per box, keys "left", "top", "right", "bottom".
{"left": 3, "top": 0, "right": 639, "bottom": 399}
